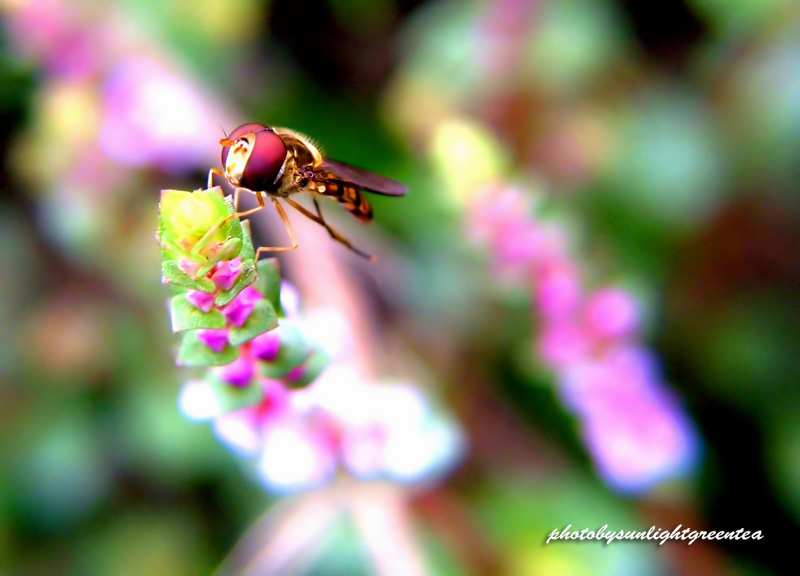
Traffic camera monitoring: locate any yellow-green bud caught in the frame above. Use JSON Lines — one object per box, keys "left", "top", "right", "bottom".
{"left": 160, "top": 188, "right": 229, "bottom": 245}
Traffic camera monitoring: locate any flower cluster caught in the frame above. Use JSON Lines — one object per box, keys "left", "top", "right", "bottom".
{"left": 470, "top": 185, "right": 698, "bottom": 493}
{"left": 185, "top": 356, "right": 462, "bottom": 493}
{"left": 159, "top": 188, "right": 328, "bottom": 411}
{"left": 160, "top": 187, "right": 462, "bottom": 493}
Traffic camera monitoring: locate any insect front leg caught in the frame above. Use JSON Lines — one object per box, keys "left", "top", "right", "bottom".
{"left": 207, "top": 167, "right": 226, "bottom": 189}
{"left": 231, "top": 188, "right": 267, "bottom": 220}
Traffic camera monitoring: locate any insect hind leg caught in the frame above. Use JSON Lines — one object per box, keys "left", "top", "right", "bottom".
{"left": 284, "top": 197, "right": 375, "bottom": 261}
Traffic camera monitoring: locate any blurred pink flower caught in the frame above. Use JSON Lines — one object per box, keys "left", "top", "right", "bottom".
{"left": 562, "top": 346, "right": 697, "bottom": 491}
{"left": 469, "top": 183, "right": 699, "bottom": 493}
{"left": 209, "top": 365, "right": 463, "bottom": 494}
{"left": 583, "top": 288, "right": 639, "bottom": 340}
{"left": 99, "top": 58, "right": 221, "bottom": 170}
{"left": 5, "top": 0, "right": 101, "bottom": 78}
{"left": 215, "top": 354, "right": 255, "bottom": 387}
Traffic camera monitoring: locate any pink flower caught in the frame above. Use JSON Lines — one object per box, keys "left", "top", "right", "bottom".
{"left": 211, "top": 365, "right": 463, "bottom": 493}
{"left": 221, "top": 286, "right": 262, "bottom": 327}
{"left": 197, "top": 329, "right": 229, "bottom": 353}
{"left": 215, "top": 354, "right": 255, "bottom": 387}
{"left": 250, "top": 330, "right": 281, "bottom": 361}
{"left": 534, "top": 260, "right": 582, "bottom": 320}
{"left": 584, "top": 288, "right": 639, "bottom": 340}
{"left": 537, "top": 321, "right": 592, "bottom": 369}
{"left": 209, "top": 259, "right": 243, "bottom": 291}
{"left": 467, "top": 183, "right": 699, "bottom": 493}
{"left": 213, "top": 379, "right": 291, "bottom": 454}
{"left": 559, "top": 346, "right": 697, "bottom": 493}
{"left": 98, "top": 57, "right": 222, "bottom": 170}
{"left": 5, "top": 0, "right": 100, "bottom": 79}
{"left": 186, "top": 289, "right": 216, "bottom": 312}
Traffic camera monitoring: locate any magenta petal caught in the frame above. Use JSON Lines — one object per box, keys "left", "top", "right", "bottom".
{"left": 222, "top": 299, "right": 254, "bottom": 327}
{"left": 198, "top": 329, "right": 229, "bottom": 353}
{"left": 222, "top": 286, "right": 262, "bottom": 327}
{"left": 186, "top": 290, "right": 216, "bottom": 312}
{"left": 216, "top": 355, "right": 255, "bottom": 387}
{"left": 250, "top": 330, "right": 281, "bottom": 361}
{"left": 210, "top": 258, "right": 243, "bottom": 291}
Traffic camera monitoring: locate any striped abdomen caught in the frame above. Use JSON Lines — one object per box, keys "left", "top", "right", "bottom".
{"left": 321, "top": 181, "right": 373, "bottom": 221}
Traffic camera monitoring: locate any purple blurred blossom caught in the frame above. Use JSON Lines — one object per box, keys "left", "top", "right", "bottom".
{"left": 584, "top": 288, "right": 639, "bottom": 340}
{"left": 197, "top": 329, "right": 229, "bottom": 353}
{"left": 494, "top": 219, "right": 545, "bottom": 267}
{"left": 257, "top": 422, "right": 338, "bottom": 492}
{"left": 534, "top": 260, "right": 582, "bottom": 320}
{"left": 537, "top": 321, "right": 592, "bottom": 370}
{"left": 213, "top": 379, "right": 294, "bottom": 455}
{"left": 98, "top": 57, "right": 221, "bottom": 171}
{"left": 186, "top": 289, "right": 216, "bottom": 312}
{"left": 469, "top": 184, "right": 699, "bottom": 493}
{"left": 5, "top": 0, "right": 101, "bottom": 79}
{"left": 562, "top": 347, "right": 698, "bottom": 492}
{"left": 213, "top": 364, "right": 463, "bottom": 494}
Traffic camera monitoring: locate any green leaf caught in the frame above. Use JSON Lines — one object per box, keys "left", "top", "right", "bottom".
{"left": 255, "top": 258, "right": 282, "bottom": 313}
{"left": 285, "top": 349, "right": 331, "bottom": 389}
{"left": 238, "top": 219, "right": 256, "bottom": 262}
{"left": 177, "top": 331, "right": 238, "bottom": 366}
{"left": 161, "top": 260, "right": 215, "bottom": 292}
{"left": 169, "top": 294, "right": 225, "bottom": 332}
{"left": 228, "top": 300, "right": 279, "bottom": 347}
{"left": 257, "top": 321, "right": 311, "bottom": 378}
{"left": 203, "top": 373, "right": 264, "bottom": 414}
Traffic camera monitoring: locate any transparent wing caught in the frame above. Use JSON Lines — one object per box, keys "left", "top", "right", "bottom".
{"left": 321, "top": 159, "right": 408, "bottom": 196}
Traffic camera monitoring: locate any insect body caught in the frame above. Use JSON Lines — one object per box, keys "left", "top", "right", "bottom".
{"left": 208, "top": 123, "right": 407, "bottom": 260}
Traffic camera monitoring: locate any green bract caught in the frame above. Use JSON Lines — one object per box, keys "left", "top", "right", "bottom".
{"left": 158, "top": 188, "right": 244, "bottom": 279}
{"left": 161, "top": 188, "right": 229, "bottom": 242}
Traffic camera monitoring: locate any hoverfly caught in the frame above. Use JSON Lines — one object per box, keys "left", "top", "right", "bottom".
{"left": 207, "top": 123, "right": 407, "bottom": 261}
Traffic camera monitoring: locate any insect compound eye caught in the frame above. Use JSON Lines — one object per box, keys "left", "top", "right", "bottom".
{"left": 220, "top": 123, "right": 286, "bottom": 191}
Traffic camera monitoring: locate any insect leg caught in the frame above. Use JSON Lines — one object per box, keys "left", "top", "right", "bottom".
{"left": 191, "top": 189, "right": 266, "bottom": 261}
{"left": 253, "top": 198, "right": 299, "bottom": 260}
{"left": 207, "top": 167, "right": 226, "bottom": 189}
{"left": 284, "top": 197, "right": 375, "bottom": 261}
{"left": 232, "top": 189, "right": 266, "bottom": 219}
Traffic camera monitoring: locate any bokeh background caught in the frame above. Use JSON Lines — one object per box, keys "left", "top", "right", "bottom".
{"left": 2, "top": 0, "right": 799, "bottom": 574}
